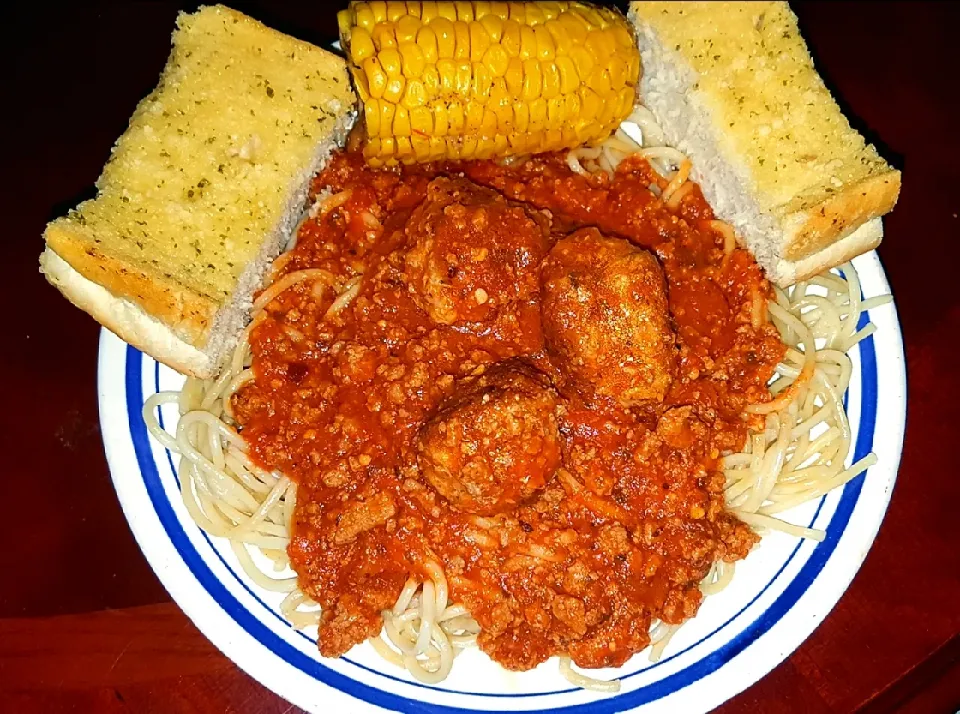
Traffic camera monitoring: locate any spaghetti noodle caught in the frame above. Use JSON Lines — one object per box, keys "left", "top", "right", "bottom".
{"left": 142, "top": 107, "right": 888, "bottom": 693}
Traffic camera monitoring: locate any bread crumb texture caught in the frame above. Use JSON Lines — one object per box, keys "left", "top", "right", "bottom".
{"left": 47, "top": 5, "right": 352, "bottom": 303}
{"left": 635, "top": 2, "right": 893, "bottom": 215}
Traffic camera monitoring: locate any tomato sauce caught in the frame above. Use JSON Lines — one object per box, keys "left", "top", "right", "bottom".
{"left": 231, "top": 151, "right": 784, "bottom": 670}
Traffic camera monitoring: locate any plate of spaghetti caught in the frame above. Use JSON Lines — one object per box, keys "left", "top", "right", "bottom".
{"left": 77, "top": 3, "right": 907, "bottom": 713}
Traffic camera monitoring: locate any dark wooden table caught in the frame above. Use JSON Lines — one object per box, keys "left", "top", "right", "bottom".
{"left": 4, "top": 2, "right": 959, "bottom": 712}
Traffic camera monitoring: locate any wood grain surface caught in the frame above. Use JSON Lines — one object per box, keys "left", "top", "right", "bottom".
{"left": 3, "top": 2, "right": 958, "bottom": 712}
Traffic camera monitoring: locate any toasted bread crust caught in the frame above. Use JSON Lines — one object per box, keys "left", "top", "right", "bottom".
{"left": 40, "top": 248, "right": 214, "bottom": 377}
{"left": 44, "top": 221, "right": 218, "bottom": 349}
{"left": 774, "top": 218, "right": 884, "bottom": 285}
{"left": 782, "top": 170, "right": 901, "bottom": 263}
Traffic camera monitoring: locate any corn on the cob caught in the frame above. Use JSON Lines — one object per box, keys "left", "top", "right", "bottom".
{"left": 338, "top": 1, "right": 641, "bottom": 166}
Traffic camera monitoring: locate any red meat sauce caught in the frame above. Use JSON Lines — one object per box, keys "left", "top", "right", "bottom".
{"left": 230, "top": 150, "right": 785, "bottom": 671}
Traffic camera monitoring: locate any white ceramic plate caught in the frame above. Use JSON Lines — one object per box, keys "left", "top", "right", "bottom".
{"left": 98, "top": 250, "right": 906, "bottom": 714}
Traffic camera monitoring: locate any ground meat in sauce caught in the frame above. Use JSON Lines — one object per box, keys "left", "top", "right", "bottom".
{"left": 231, "top": 150, "right": 780, "bottom": 671}
{"left": 418, "top": 360, "right": 561, "bottom": 516}
{"left": 541, "top": 227, "right": 677, "bottom": 407}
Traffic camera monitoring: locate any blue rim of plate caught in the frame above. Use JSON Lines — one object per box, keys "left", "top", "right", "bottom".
{"left": 122, "top": 306, "right": 877, "bottom": 714}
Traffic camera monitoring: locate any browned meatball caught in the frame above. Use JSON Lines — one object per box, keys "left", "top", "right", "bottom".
{"left": 404, "top": 177, "right": 551, "bottom": 327}
{"left": 417, "top": 361, "right": 561, "bottom": 516}
{"left": 541, "top": 227, "right": 676, "bottom": 406}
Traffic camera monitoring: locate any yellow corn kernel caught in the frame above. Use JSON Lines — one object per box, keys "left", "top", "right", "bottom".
{"left": 533, "top": 25, "right": 555, "bottom": 61}
{"left": 393, "top": 104, "right": 411, "bottom": 136}
{"left": 474, "top": 136, "right": 496, "bottom": 160}
{"left": 364, "top": 135, "right": 381, "bottom": 160}
{"left": 355, "top": 4, "right": 376, "bottom": 31}
{"left": 563, "top": 89, "right": 581, "bottom": 120}
{"left": 574, "top": 6, "right": 604, "bottom": 30}
{"left": 589, "top": 66, "right": 612, "bottom": 96}
{"left": 507, "top": 132, "right": 527, "bottom": 154}
{"left": 574, "top": 119, "right": 594, "bottom": 144}
{"left": 483, "top": 44, "right": 510, "bottom": 80}
{"left": 547, "top": 95, "right": 565, "bottom": 125}
{"left": 429, "top": 100, "right": 448, "bottom": 135}
{"left": 380, "top": 136, "right": 396, "bottom": 158}
{"left": 470, "top": 22, "right": 491, "bottom": 62}
{"left": 399, "top": 42, "right": 426, "bottom": 78}
{"left": 561, "top": 124, "right": 576, "bottom": 147}
{"left": 420, "top": 1, "right": 439, "bottom": 22}
{"left": 558, "top": 11, "right": 587, "bottom": 44}
{"left": 541, "top": 60, "right": 560, "bottom": 99}
{"left": 417, "top": 25, "right": 439, "bottom": 64}
{"left": 507, "top": 2, "right": 526, "bottom": 22}
{"left": 504, "top": 57, "right": 524, "bottom": 95}
{"left": 446, "top": 137, "right": 462, "bottom": 160}
{"left": 493, "top": 99, "right": 513, "bottom": 133}
{"left": 540, "top": 2, "right": 564, "bottom": 21}
{"left": 528, "top": 97, "right": 547, "bottom": 133}
{"left": 448, "top": 101, "right": 465, "bottom": 133}
{"left": 501, "top": 19, "right": 521, "bottom": 57}
{"left": 411, "top": 105, "right": 433, "bottom": 135}
{"left": 350, "top": 26, "right": 376, "bottom": 63}
{"left": 364, "top": 98, "right": 381, "bottom": 137}
{"left": 612, "top": 24, "right": 634, "bottom": 49}
{"left": 493, "top": 133, "right": 509, "bottom": 156}
{"left": 380, "top": 47, "right": 402, "bottom": 77}
{"left": 465, "top": 100, "right": 485, "bottom": 133}
{"left": 368, "top": 1, "right": 387, "bottom": 24}
{"left": 379, "top": 101, "right": 396, "bottom": 137}
{"left": 578, "top": 86, "right": 600, "bottom": 121}
{"left": 480, "top": 14, "right": 504, "bottom": 41}
{"left": 569, "top": 46, "right": 595, "bottom": 81}
{"left": 338, "top": 7, "right": 353, "bottom": 38}
{"left": 617, "top": 86, "right": 636, "bottom": 119}
{"left": 585, "top": 31, "right": 612, "bottom": 64}
{"left": 437, "top": 58, "right": 458, "bottom": 93}
{"left": 403, "top": 78, "right": 427, "bottom": 107}
{"left": 455, "top": 60, "right": 473, "bottom": 94}
{"left": 362, "top": 57, "right": 388, "bottom": 98}
{"left": 383, "top": 75, "right": 406, "bottom": 103}
{"left": 555, "top": 55, "right": 579, "bottom": 94}
{"left": 353, "top": 67, "right": 371, "bottom": 101}
{"left": 544, "top": 127, "right": 563, "bottom": 151}
{"left": 521, "top": 58, "right": 542, "bottom": 101}
{"left": 474, "top": 1, "right": 492, "bottom": 19}
{"left": 545, "top": 18, "right": 569, "bottom": 48}
{"left": 431, "top": 17, "right": 456, "bottom": 58}
{"left": 512, "top": 100, "right": 529, "bottom": 132}
{"left": 461, "top": 135, "right": 478, "bottom": 159}
{"left": 518, "top": 25, "right": 537, "bottom": 60}
{"left": 596, "top": 91, "right": 616, "bottom": 127}
{"left": 429, "top": 136, "right": 446, "bottom": 160}
{"left": 412, "top": 134, "right": 432, "bottom": 161}
{"left": 437, "top": 2, "right": 456, "bottom": 21}
{"left": 608, "top": 54, "right": 627, "bottom": 90}
{"left": 422, "top": 65, "right": 441, "bottom": 96}
{"left": 453, "top": 21, "right": 471, "bottom": 60}
{"left": 454, "top": 1, "right": 473, "bottom": 21}
{"left": 396, "top": 136, "right": 413, "bottom": 161}
{"left": 396, "top": 15, "right": 421, "bottom": 43}
{"left": 472, "top": 62, "right": 493, "bottom": 101}
{"left": 386, "top": 1, "right": 406, "bottom": 22}
{"left": 627, "top": 52, "right": 641, "bottom": 85}
{"left": 480, "top": 109, "right": 498, "bottom": 137}
{"left": 373, "top": 22, "right": 398, "bottom": 50}
{"left": 488, "top": 75, "right": 508, "bottom": 106}
{"left": 526, "top": 4, "right": 545, "bottom": 26}
{"left": 490, "top": 2, "right": 509, "bottom": 20}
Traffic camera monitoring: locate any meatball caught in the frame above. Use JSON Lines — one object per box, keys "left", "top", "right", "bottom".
{"left": 404, "top": 177, "right": 551, "bottom": 327}
{"left": 541, "top": 227, "right": 676, "bottom": 406}
{"left": 417, "top": 361, "right": 561, "bottom": 516}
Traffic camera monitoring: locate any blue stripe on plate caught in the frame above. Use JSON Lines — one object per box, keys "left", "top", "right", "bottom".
{"left": 124, "top": 309, "right": 877, "bottom": 713}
